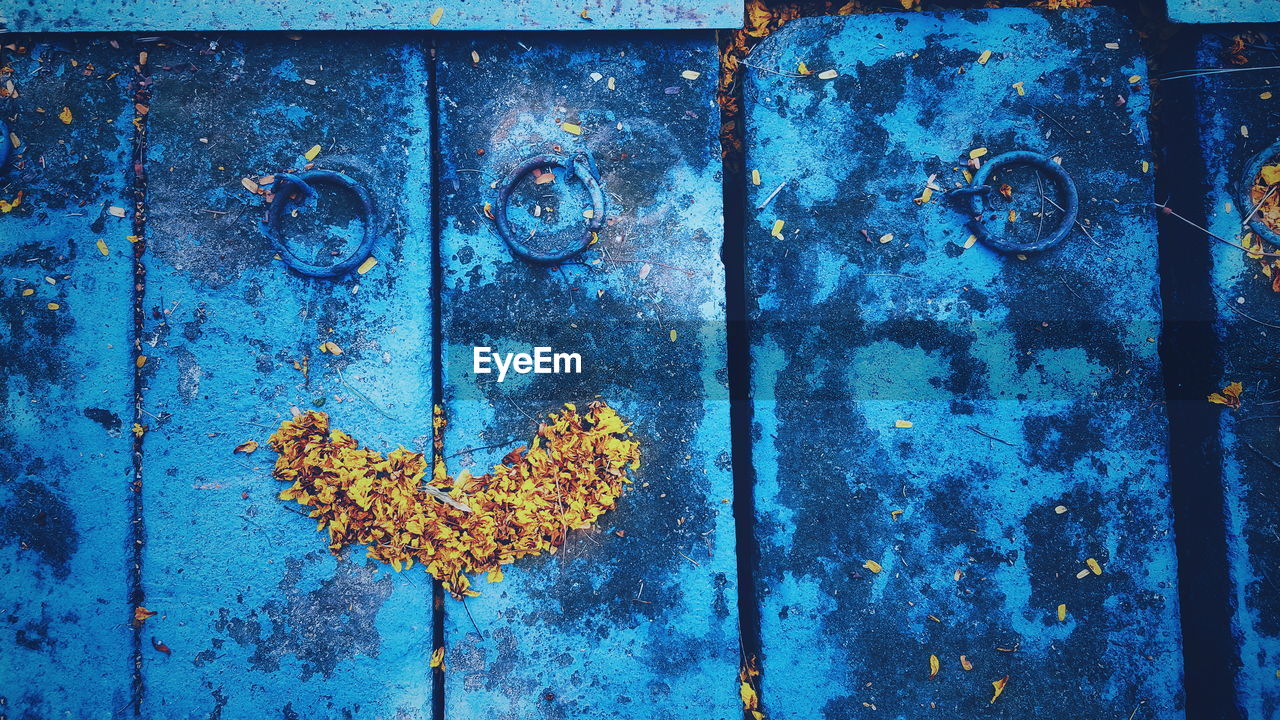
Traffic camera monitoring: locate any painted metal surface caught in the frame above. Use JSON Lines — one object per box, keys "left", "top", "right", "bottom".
{"left": 1190, "top": 33, "right": 1280, "bottom": 720}
{"left": 743, "top": 9, "right": 1183, "bottom": 718}
{"left": 436, "top": 33, "right": 737, "bottom": 720}
{"left": 0, "top": 37, "right": 136, "bottom": 718}
{"left": 137, "top": 35, "right": 435, "bottom": 718}
{"left": 1167, "top": 0, "right": 1280, "bottom": 25}
{"left": 3, "top": 0, "right": 742, "bottom": 33}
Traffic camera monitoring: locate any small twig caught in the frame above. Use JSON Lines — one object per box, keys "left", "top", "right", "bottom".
{"left": 1225, "top": 302, "right": 1280, "bottom": 329}
{"left": 968, "top": 425, "right": 1015, "bottom": 446}
{"left": 1245, "top": 441, "right": 1280, "bottom": 471}
{"left": 336, "top": 368, "right": 396, "bottom": 420}
{"left": 757, "top": 180, "right": 787, "bottom": 210}
{"left": 675, "top": 550, "right": 701, "bottom": 567}
{"left": 1242, "top": 184, "right": 1277, "bottom": 228}
{"left": 1161, "top": 65, "right": 1280, "bottom": 81}
{"left": 1155, "top": 202, "right": 1280, "bottom": 258}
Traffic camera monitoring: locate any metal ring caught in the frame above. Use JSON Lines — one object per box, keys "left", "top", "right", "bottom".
{"left": 949, "top": 150, "right": 1078, "bottom": 254}
{"left": 492, "top": 153, "right": 605, "bottom": 264}
{"left": 265, "top": 170, "right": 377, "bottom": 278}
{"left": 1241, "top": 139, "right": 1280, "bottom": 246}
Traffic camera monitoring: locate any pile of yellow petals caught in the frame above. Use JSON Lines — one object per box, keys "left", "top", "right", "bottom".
{"left": 269, "top": 401, "right": 641, "bottom": 598}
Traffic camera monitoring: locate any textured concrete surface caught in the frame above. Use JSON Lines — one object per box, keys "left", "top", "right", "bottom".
{"left": 0, "top": 37, "right": 137, "bottom": 718}
{"left": 436, "top": 32, "right": 737, "bottom": 720}
{"left": 1167, "top": 0, "right": 1280, "bottom": 24}
{"left": 4, "top": 0, "right": 742, "bottom": 33}
{"left": 1191, "top": 33, "right": 1280, "bottom": 720}
{"left": 137, "top": 34, "right": 436, "bottom": 719}
{"left": 743, "top": 9, "right": 1183, "bottom": 718}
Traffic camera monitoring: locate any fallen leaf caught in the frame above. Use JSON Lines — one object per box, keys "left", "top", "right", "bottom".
{"left": 1086, "top": 557, "right": 1102, "bottom": 575}
{"left": 136, "top": 355, "right": 148, "bottom": 368}
{"left": 929, "top": 654, "right": 940, "bottom": 679}
{"left": 1057, "top": 603, "right": 1067, "bottom": 621}
{"left": 108, "top": 206, "right": 127, "bottom": 218}
{"left": 797, "top": 61, "right": 811, "bottom": 75}
{"left": 878, "top": 233, "right": 893, "bottom": 244}
{"left": 669, "top": 329, "right": 678, "bottom": 342}
{"left": 47, "top": 302, "right": 60, "bottom": 311}
{"left": 134, "top": 606, "right": 157, "bottom": 623}
{"left": 429, "top": 7, "right": 444, "bottom": 25}
{"left": 1208, "top": 381, "right": 1243, "bottom": 410}
{"left": 235, "top": 440, "right": 259, "bottom": 455}
{"left": 990, "top": 675, "right": 1008, "bottom": 704}
{"left": 320, "top": 341, "right": 343, "bottom": 355}
{"left": 96, "top": 239, "right": 110, "bottom": 256}
{"left": 487, "top": 568, "right": 504, "bottom": 583}
{"left": 894, "top": 419, "right": 913, "bottom": 429}
{"left": 430, "top": 646, "right": 445, "bottom": 668}
{"left": 752, "top": 169, "right": 761, "bottom": 186}
{"left": 681, "top": 70, "right": 701, "bottom": 80}
{"left": 960, "top": 655, "right": 973, "bottom": 671}
{"left": 771, "top": 220, "right": 784, "bottom": 239}
{"left": 863, "top": 559, "right": 882, "bottom": 574}
{"left": 58, "top": 106, "right": 73, "bottom": 124}
{"left": 970, "top": 147, "right": 988, "bottom": 160}
{"left": 304, "top": 144, "right": 322, "bottom": 161}
{"left": 357, "top": 257, "right": 378, "bottom": 275}
{"left": 977, "top": 50, "right": 992, "bottom": 65}
{"left": 151, "top": 637, "right": 172, "bottom": 656}
{"left": 561, "top": 122, "right": 583, "bottom": 135}
{"left": 817, "top": 69, "right": 839, "bottom": 80}
{"left": 740, "top": 681, "right": 760, "bottom": 712}
{"left": 1012, "top": 81, "right": 1025, "bottom": 96}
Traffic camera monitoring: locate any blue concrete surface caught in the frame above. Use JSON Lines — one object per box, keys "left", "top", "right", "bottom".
{"left": 3, "top": 0, "right": 741, "bottom": 32}
{"left": 743, "top": 9, "right": 1183, "bottom": 718}
{"left": 1167, "top": 0, "right": 1280, "bottom": 24}
{"left": 1190, "top": 33, "right": 1280, "bottom": 720}
{"left": 436, "top": 33, "right": 737, "bottom": 720}
{"left": 137, "top": 35, "right": 436, "bottom": 718}
{"left": 0, "top": 37, "right": 136, "bottom": 718}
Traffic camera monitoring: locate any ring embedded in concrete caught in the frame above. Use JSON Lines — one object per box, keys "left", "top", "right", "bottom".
{"left": 492, "top": 152, "right": 605, "bottom": 264}
{"left": 951, "top": 150, "right": 1079, "bottom": 253}
{"left": 265, "top": 169, "right": 377, "bottom": 278}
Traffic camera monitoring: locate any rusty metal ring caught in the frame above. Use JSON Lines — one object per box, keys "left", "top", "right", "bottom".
{"left": 949, "top": 150, "right": 1078, "bottom": 254}
{"left": 1241, "top": 139, "right": 1280, "bottom": 246}
{"left": 265, "top": 170, "right": 377, "bottom": 278}
{"left": 492, "top": 152, "right": 605, "bottom": 264}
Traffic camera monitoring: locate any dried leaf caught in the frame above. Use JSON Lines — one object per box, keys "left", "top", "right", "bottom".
{"left": 740, "top": 681, "right": 760, "bottom": 711}
{"left": 561, "top": 122, "right": 583, "bottom": 135}
{"left": 977, "top": 49, "right": 992, "bottom": 65}
{"left": 894, "top": 419, "right": 913, "bottom": 429}
{"left": 430, "top": 646, "right": 445, "bottom": 668}
{"left": 96, "top": 239, "right": 110, "bottom": 256}
{"left": 1057, "top": 603, "right": 1067, "bottom": 621}
{"left": 134, "top": 606, "right": 157, "bottom": 623}
{"left": 429, "top": 7, "right": 444, "bottom": 25}
{"left": 817, "top": 69, "right": 839, "bottom": 80}
{"left": 234, "top": 440, "right": 259, "bottom": 455}
{"left": 970, "top": 147, "right": 988, "bottom": 160}
{"left": 151, "top": 637, "right": 172, "bottom": 656}
{"left": 1208, "top": 381, "right": 1243, "bottom": 410}
{"left": 357, "top": 257, "right": 378, "bottom": 275}
{"left": 320, "top": 341, "right": 342, "bottom": 355}
{"left": 1086, "top": 557, "right": 1102, "bottom": 575}
{"left": 304, "top": 144, "right": 322, "bottom": 161}
{"left": 862, "top": 559, "right": 882, "bottom": 574}
{"left": 929, "top": 654, "right": 940, "bottom": 679}
{"left": 990, "top": 675, "right": 1009, "bottom": 704}
{"left": 681, "top": 70, "right": 701, "bottom": 80}
{"left": 58, "top": 106, "right": 73, "bottom": 124}
{"left": 960, "top": 655, "right": 973, "bottom": 671}
{"left": 771, "top": 220, "right": 785, "bottom": 239}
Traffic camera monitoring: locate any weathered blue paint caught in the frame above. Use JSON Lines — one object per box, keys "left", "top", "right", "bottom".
{"left": 1167, "top": 0, "right": 1280, "bottom": 24}
{"left": 744, "top": 9, "right": 1183, "bottom": 718}
{"left": 4, "top": 0, "right": 742, "bottom": 33}
{"left": 1189, "top": 33, "right": 1280, "bottom": 720}
{"left": 0, "top": 37, "right": 136, "bottom": 718}
{"left": 137, "top": 35, "right": 435, "bottom": 718}
{"left": 437, "top": 33, "right": 737, "bottom": 720}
